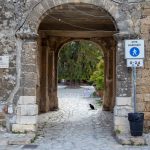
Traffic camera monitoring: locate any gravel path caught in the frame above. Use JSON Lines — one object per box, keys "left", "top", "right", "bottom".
{"left": 33, "top": 87, "right": 150, "bottom": 150}
{"left": 3, "top": 86, "right": 150, "bottom": 150}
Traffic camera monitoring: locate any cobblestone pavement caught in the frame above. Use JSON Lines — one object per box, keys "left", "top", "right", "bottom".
{"left": 3, "top": 86, "right": 150, "bottom": 150}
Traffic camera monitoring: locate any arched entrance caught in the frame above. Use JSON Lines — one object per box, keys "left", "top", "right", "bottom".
{"left": 37, "top": 3, "right": 117, "bottom": 113}
{"left": 12, "top": 0, "right": 135, "bottom": 134}
{"left": 57, "top": 39, "right": 112, "bottom": 111}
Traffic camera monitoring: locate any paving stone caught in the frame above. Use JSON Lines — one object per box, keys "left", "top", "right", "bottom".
{"left": 8, "top": 133, "right": 35, "bottom": 145}
{"left": 12, "top": 124, "right": 37, "bottom": 132}
{"left": 22, "top": 144, "right": 38, "bottom": 149}
{"left": 3, "top": 87, "right": 150, "bottom": 150}
{"left": 144, "top": 134, "right": 150, "bottom": 145}
{"left": 116, "top": 134, "right": 146, "bottom": 145}
{"left": 0, "top": 138, "right": 8, "bottom": 145}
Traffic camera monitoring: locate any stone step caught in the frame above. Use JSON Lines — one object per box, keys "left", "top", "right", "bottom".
{"left": 0, "top": 112, "right": 5, "bottom": 119}
{"left": 0, "top": 132, "right": 35, "bottom": 145}
{"left": 116, "top": 134, "right": 149, "bottom": 145}
{"left": 0, "top": 118, "right": 6, "bottom": 127}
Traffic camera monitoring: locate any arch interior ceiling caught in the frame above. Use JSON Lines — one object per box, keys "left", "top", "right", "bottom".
{"left": 38, "top": 3, "right": 117, "bottom": 38}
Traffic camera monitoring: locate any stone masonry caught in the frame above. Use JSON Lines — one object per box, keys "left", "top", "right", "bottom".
{"left": 0, "top": 0, "right": 150, "bottom": 135}
{"left": 12, "top": 96, "right": 38, "bottom": 133}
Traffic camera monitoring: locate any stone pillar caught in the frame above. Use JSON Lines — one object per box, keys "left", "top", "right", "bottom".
{"left": 47, "top": 38, "right": 58, "bottom": 111}
{"left": 113, "top": 33, "right": 137, "bottom": 134}
{"left": 103, "top": 44, "right": 114, "bottom": 111}
{"left": 110, "top": 47, "right": 116, "bottom": 110}
{"left": 103, "top": 51, "right": 112, "bottom": 111}
{"left": 12, "top": 32, "right": 39, "bottom": 133}
{"left": 39, "top": 39, "right": 50, "bottom": 113}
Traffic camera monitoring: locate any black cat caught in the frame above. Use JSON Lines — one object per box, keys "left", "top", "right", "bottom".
{"left": 89, "top": 104, "right": 95, "bottom": 110}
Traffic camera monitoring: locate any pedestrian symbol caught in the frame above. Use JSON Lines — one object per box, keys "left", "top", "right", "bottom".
{"left": 125, "top": 40, "right": 144, "bottom": 59}
{"left": 130, "top": 47, "right": 140, "bottom": 57}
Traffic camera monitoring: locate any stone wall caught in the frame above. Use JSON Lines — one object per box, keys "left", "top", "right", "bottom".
{"left": 0, "top": 0, "right": 150, "bottom": 133}
{"left": 0, "top": 1, "right": 16, "bottom": 103}
{"left": 0, "top": 1, "right": 17, "bottom": 128}
{"left": 137, "top": 2, "right": 150, "bottom": 130}
{"left": 12, "top": 96, "right": 38, "bottom": 132}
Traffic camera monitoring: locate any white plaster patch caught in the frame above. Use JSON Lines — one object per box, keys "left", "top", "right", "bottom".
{"left": 16, "top": 115, "right": 37, "bottom": 124}
{"left": 16, "top": 104, "right": 38, "bottom": 116}
{"left": 116, "top": 97, "right": 132, "bottom": 106}
{"left": 18, "top": 96, "right": 36, "bottom": 105}
{"left": 12, "top": 124, "right": 37, "bottom": 132}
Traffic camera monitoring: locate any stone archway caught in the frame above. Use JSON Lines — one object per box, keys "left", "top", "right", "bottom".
{"left": 11, "top": 0, "right": 136, "bottom": 134}
{"left": 37, "top": 34, "right": 116, "bottom": 113}
{"left": 56, "top": 38, "right": 117, "bottom": 111}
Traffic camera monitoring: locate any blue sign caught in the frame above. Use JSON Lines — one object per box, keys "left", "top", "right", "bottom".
{"left": 129, "top": 47, "right": 140, "bottom": 57}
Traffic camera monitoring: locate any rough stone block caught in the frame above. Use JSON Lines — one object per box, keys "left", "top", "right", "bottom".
{"left": 115, "top": 125, "right": 130, "bottom": 134}
{"left": 144, "top": 134, "right": 150, "bottom": 145}
{"left": 20, "top": 78, "right": 36, "bottom": 88}
{"left": 144, "top": 120, "right": 150, "bottom": 127}
{"left": 116, "top": 134, "right": 131, "bottom": 145}
{"left": 8, "top": 105, "right": 13, "bottom": 114}
{"left": 116, "top": 97, "right": 132, "bottom": 106}
{"left": 144, "top": 94, "right": 150, "bottom": 102}
{"left": 136, "top": 94, "right": 144, "bottom": 103}
{"left": 0, "top": 104, "right": 5, "bottom": 112}
{"left": 18, "top": 96, "right": 36, "bottom": 105}
{"left": 114, "top": 106, "right": 133, "bottom": 117}
{"left": 16, "top": 104, "right": 38, "bottom": 116}
{"left": 0, "top": 138, "right": 8, "bottom": 145}
{"left": 140, "top": 86, "right": 150, "bottom": 93}
{"left": 16, "top": 115, "right": 37, "bottom": 124}
{"left": 116, "top": 134, "right": 146, "bottom": 145}
{"left": 22, "top": 65, "right": 36, "bottom": 73}
{"left": 12, "top": 124, "right": 37, "bottom": 132}
{"left": 20, "top": 87, "right": 36, "bottom": 96}
{"left": 130, "top": 137, "right": 145, "bottom": 145}
{"left": 144, "top": 103, "right": 150, "bottom": 111}
{"left": 114, "top": 116, "right": 129, "bottom": 126}
{"left": 0, "top": 112, "right": 5, "bottom": 119}
{"left": 137, "top": 102, "right": 145, "bottom": 112}
{"left": 21, "top": 73, "right": 37, "bottom": 81}
{"left": 21, "top": 54, "right": 36, "bottom": 64}
{"left": 144, "top": 112, "right": 150, "bottom": 120}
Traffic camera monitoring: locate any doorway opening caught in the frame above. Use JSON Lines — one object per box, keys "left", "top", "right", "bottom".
{"left": 57, "top": 40, "right": 104, "bottom": 107}
{"left": 37, "top": 3, "right": 117, "bottom": 114}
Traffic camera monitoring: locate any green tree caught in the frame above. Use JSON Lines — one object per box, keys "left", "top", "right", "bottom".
{"left": 90, "top": 57, "right": 104, "bottom": 90}
{"left": 58, "top": 41, "right": 102, "bottom": 85}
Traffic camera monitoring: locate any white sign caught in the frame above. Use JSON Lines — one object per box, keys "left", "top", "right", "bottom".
{"left": 125, "top": 40, "right": 144, "bottom": 59}
{"left": 0, "top": 56, "right": 9, "bottom": 68}
{"left": 127, "top": 59, "right": 144, "bottom": 67}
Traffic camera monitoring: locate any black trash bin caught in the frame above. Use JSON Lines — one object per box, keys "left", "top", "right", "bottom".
{"left": 128, "top": 113, "right": 144, "bottom": 136}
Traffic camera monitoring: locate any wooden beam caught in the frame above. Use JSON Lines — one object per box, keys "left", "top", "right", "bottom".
{"left": 39, "top": 23, "right": 115, "bottom": 31}
{"left": 39, "top": 30, "right": 117, "bottom": 38}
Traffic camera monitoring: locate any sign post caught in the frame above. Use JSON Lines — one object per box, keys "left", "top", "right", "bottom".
{"left": 132, "top": 65, "right": 136, "bottom": 113}
{"left": 126, "top": 39, "right": 145, "bottom": 136}
{"left": 125, "top": 39, "right": 144, "bottom": 112}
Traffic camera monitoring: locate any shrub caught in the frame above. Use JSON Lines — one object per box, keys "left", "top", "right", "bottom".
{"left": 90, "top": 57, "right": 104, "bottom": 90}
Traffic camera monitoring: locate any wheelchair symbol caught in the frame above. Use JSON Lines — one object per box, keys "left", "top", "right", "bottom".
{"left": 130, "top": 47, "right": 140, "bottom": 57}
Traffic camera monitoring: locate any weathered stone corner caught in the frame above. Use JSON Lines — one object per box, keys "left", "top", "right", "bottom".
{"left": 12, "top": 96, "right": 38, "bottom": 133}
{"left": 114, "top": 97, "right": 133, "bottom": 134}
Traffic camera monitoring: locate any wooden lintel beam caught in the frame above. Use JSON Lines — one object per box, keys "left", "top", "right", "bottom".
{"left": 39, "top": 30, "right": 117, "bottom": 38}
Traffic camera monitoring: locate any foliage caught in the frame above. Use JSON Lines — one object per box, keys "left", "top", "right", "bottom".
{"left": 58, "top": 41, "right": 102, "bottom": 84}
{"left": 89, "top": 57, "right": 104, "bottom": 90}
{"left": 115, "top": 129, "right": 121, "bottom": 135}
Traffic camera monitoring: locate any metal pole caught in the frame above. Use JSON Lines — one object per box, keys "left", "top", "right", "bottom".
{"left": 132, "top": 65, "right": 137, "bottom": 113}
